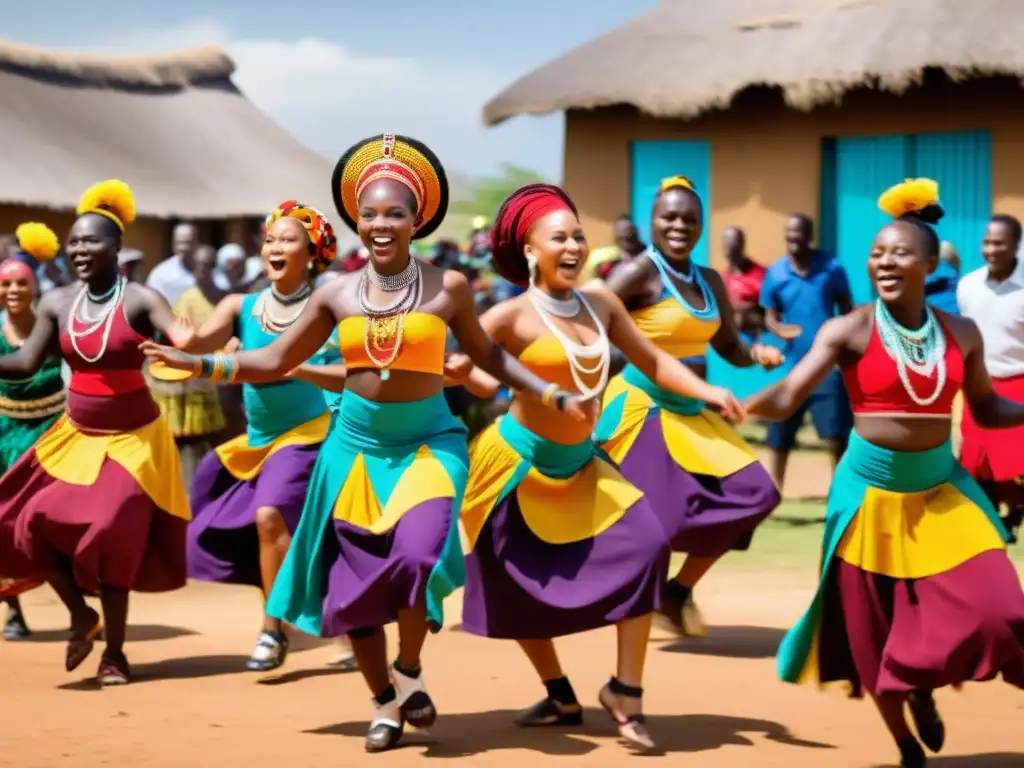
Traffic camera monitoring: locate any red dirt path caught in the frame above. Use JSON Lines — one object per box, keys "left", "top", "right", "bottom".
{"left": 2, "top": 453, "right": 1022, "bottom": 767}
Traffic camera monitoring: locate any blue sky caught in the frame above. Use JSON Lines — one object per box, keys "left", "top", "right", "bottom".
{"left": 6, "top": 0, "right": 658, "bottom": 180}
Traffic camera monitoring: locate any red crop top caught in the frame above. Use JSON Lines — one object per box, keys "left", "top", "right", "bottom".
{"left": 841, "top": 319, "right": 963, "bottom": 416}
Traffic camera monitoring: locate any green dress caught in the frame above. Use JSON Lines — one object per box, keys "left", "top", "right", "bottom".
{"left": 0, "top": 333, "right": 66, "bottom": 473}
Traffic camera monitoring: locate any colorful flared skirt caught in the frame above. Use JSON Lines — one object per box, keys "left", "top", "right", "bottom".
{"left": 187, "top": 412, "right": 330, "bottom": 587}
{"left": 266, "top": 390, "right": 468, "bottom": 637}
{"left": 0, "top": 413, "right": 189, "bottom": 594}
{"left": 461, "top": 415, "right": 669, "bottom": 639}
{"left": 147, "top": 370, "right": 226, "bottom": 439}
{"left": 594, "top": 366, "right": 779, "bottom": 555}
{"left": 777, "top": 431, "right": 1024, "bottom": 695}
{"left": 960, "top": 375, "right": 1024, "bottom": 505}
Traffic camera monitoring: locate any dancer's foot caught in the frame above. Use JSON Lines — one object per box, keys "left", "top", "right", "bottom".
{"left": 365, "top": 688, "right": 404, "bottom": 753}
{"left": 97, "top": 651, "right": 132, "bottom": 686}
{"left": 680, "top": 592, "right": 707, "bottom": 638}
{"left": 898, "top": 736, "right": 927, "bottom": 767}
{"left": 245, "top": 630, "right": 288, "bottom": 672}
{"left": 327, "top": 641, "right": 358, "bottom": 671}
{"left": 598, "top": 677, "right": 658, "bottom": 753}
{"left": 656, "top": 581, "right": 705, "bottom": 637}
{"left": 393, "top": 660, "right": 436, "bottom": 729}
{"left": 65, "top": 607, "right": 102, "bottom": 672}
{"left": 3, "top": 607, "right": 30, "bottom": 641}
{"left": 907, "top": 690, "right": 945, "bottom": 754}
{"left": 515, "top": 697, "right": 584, "bottom": 727}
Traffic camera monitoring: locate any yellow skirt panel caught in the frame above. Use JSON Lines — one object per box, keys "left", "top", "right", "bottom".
{"left": 215, "top": 412, "right": 330, "bottom": 481}
{"left": 601, "top": 376, "right": 756, "bottom": 478}
{"left": 835, "top": 482, "right": 1006, "bottom": 579}
{"left": 461, "top": 421, "right": 643, "bottom": 549}
{"left": 34, "top": 414, "right": 189, "bottom": 521}
{"left": 332, "top": 445, "right": 456, "bottom": 535}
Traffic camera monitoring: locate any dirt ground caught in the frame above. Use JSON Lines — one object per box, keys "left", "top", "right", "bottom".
{"left": 2, "top": 452, "right": 1022, "bottom": 768}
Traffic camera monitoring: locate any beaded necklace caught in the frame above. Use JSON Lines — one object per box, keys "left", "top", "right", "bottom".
{"left": 358, "top": 257, "right": 422, "bottom": 380}
{"left": 68, "top": 277, "right": 125, "bottom": 364}
{"left": 527, "top": 287, "right": 609, "bottom": 400}
{"left": 873, "top": 300, "right": 947, "bottom": 407}
{"left": 647, "top": 249, "right": 718, "bottom": 321}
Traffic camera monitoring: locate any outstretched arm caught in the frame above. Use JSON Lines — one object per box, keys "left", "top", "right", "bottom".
{"left": 0, "top": 293, "right": 60, "bottom": 379}
{"left": 594, "top": 286, "right": 744, "bottom": 420}
{"left": 960, "top": 320, "right": 1024, "bottom": 428}
{"left": 743, "top": 315, "right": 849, "bottom": 421}
{"left": 446, "top": 271, "right": 586, "bottom": 418}
{"left": 174, "top": 294, "right": 245, "bottom": 354}
{"left": 141, "top": 284, "right": 337, "bottom": 384}
{"left": 704, "top": 269, "right": 783, "bottom": 370}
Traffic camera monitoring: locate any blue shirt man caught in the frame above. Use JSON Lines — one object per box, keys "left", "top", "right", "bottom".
{"left": 759, "top": 214, "right": 854, "bottom": 487}
{"left": 924, "top": 258, "right": 960, "bottom": 315}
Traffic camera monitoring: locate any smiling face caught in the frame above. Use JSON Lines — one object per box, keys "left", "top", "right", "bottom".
{"left": 66, "top": 214, "right": 120, "bottom": 283}
{"left": 651, "top": 188, "right": 703, "bottom": 261}
{"left": 356, "top": 179, "right": 419, "bottom": 273}
{"left": 785, "top": 216, "right": 813, "bottom": 257}
{"left": 0, "top": 264, "right": 36, "bottom": 315}
{"left": 982, "top": 219, "right": 1018, "bottom": 280}
{"left": 261, "top": 217, "right": 311, "bottom": 289}
{"left": 523, "top": 209, "right": 588, "bottom": 293}
{"left": 868, "top": 220, "right": 935, "bottom": 304}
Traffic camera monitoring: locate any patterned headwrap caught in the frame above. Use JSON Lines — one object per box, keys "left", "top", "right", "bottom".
{"left": 265, "top": 200, "right": 338, "bottom": 275}
{"left": 490, "top": 183, "right": 578, "bottom": 288}
{"left": 332, "top": 133, "right": 449, "bottom": 241}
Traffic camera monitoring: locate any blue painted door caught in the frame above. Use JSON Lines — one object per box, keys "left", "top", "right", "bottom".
{"left": 913, "top": 130, "right": 992, "bottom": 276}
{"left": 629, "top": 140, "right": 712, "bottom": 266}
{"left": 831, "top": 135, "right": 913, "bottom": 305}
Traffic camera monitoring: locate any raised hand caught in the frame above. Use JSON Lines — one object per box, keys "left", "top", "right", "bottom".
{"left": 139, "top": 340, "right": 198, "bottom": 372}
{"left": 750, "top": 343, "right": 785, "bottom": 370}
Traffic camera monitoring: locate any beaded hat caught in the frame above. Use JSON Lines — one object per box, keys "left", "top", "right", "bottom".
{"left": 265, "top": 200, "right": 338, "bottom": 275}
{"left": 332, "top": 133, "right": 449, "bottom": 241}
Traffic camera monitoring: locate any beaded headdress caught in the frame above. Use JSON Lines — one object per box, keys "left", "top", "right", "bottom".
{"left": 265, "top": 200, "right": 338, "bottom": 275}
{"left": 332, "top": 133, "right": 449, "bottom": 241}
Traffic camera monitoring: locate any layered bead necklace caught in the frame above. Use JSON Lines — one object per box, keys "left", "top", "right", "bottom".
{"left": 874, "top": 299, "right": 947, "bottom": 407}
{"left": 68, "top": 277, "right": 125, "bottom": 363}
{"left": 527, "top": 283, "right": 610, "bottom": 401}
{"left": 255, "top": 281, "right": 314, "bottom": 335}
{"left": 358, "top": 257, "right": 421, "bottom": 380}
{"left": 647, "top": 248, "right": 718, "bottom": 321}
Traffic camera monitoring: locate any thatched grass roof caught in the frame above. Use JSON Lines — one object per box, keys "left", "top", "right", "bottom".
{"left": 0, "top": 40, "right": 342, "bottom": 232}
{"left": 484, "top": 0, "right": 1023, "bottom": 125}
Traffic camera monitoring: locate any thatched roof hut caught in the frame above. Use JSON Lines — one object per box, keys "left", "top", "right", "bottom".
{"left": 0, "top": 40, "right": 340, "bottom": 230}
{"left": 484, "top": 0, "right": 1024, "bottom": 125}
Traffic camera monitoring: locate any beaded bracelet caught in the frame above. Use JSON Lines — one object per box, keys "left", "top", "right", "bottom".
{"left": 540, "top": 383, "right": 558, "bottom": 407}
{"left": 196, "top": 353, "right": 239, "bottom": 383}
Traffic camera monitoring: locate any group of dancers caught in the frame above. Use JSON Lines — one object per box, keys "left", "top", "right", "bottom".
{"left": 0, "top": 133, "right": 1021, "bottom": 766}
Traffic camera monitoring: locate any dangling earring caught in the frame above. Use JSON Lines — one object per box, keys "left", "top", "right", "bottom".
{"left": 527, "top": 253, "right": 538, "bottom": 286}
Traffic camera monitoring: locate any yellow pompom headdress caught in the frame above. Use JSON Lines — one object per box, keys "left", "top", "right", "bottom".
{"left": 14, "top": 222, "right": 60, "bottom": 263}
{"left": 877, "top": 178, "right": 942, "bottom": 222}
{"left": 659, "top": 175, "right": 695, "bottom": 194}
{"left": 332, "top": 133, "right": 449, "bottom": 240}
{"left": 76, "top": 179, "right": 136, "bottom": 232}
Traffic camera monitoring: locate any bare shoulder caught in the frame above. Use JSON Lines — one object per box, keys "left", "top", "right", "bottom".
{"left": 937, "top": 309, "right": 981, "bottom": 351}
{"left": 824, "top": 304, "right": 871, "bottom": 346}
{"left": 37, "top": 283, "right": 77, "bottom": 315}
{"left": 439, "top": 264, "right": 470, "bottom": 291}
{"left": 124, "top": 280, "right": 164, "bottom": 305}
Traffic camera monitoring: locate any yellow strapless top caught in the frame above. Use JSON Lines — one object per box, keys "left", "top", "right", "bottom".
{"left": 338, "top": 312, "right": 447, "bottom": 375}
{"left": 518, "top": 335, "right": 605, "bottom": 392}
{"left": 629, "top": 297, "right": 720, "bottom": 358}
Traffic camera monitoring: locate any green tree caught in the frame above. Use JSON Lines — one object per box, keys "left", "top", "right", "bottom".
{"left": 450, "top": 164, "right": 549, "bottom": 222}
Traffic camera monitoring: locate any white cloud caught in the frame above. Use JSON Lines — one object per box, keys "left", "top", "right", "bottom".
{"left": 76, "top": 19, "right": 546, "bottom": 180}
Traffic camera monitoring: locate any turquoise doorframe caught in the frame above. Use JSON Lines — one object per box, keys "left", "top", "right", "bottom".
{"left": 629, "top": 140, "right": 712, "bottom": 266}
{"left": 913, "top": 130, "right": 992, "bottom": 276}
{"left": 628, "top": 139, "right": 780, "bottom": 398}
{"left": 820, "top": 130, "right": 992, "bottom": 303}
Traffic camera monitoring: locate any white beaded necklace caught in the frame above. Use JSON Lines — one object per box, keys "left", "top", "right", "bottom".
{"left": 873, "top": 300, "right": 947, "bottom": 407}
{"left": 68, "top": 277, "right": 125, "bottom": 364}
{"left": 527, "top": 286, "right": 610, "bottom": 400}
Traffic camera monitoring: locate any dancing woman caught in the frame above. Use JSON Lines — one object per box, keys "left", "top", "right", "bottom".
{"left": 752, "top": 180, "right": 1024, "bottom": 768}
{"left": 140, "top": 133, "right": 589, "bottom": 753}
{"left": 0, "top": 225, "right": 67, "bottom": 640}
{"left": 0, "top": 180, "right": 190, "bottom": 685}
{"left": 455, "top": 184, "right": 744, "bottom": 751}
{"left": 595, "top": 176, "right": 783, "bottom": 636}
{"left": 170, "top": 200, "right": 346, "bottom": 672}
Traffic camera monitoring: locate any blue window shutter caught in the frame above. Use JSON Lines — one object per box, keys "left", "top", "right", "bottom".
{"left": 833, "top": 135, "right": 913, "bottom": 305}
{"left": 912, "top": 130, "right": 992, "bottom": 276}
{"left": 629, "top": 140, "right": 712, "bottom": 266}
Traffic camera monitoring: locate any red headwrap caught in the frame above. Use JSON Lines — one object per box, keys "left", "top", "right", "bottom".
{"left": 0, "top": 258, "right": 37, "bottom": 290}
{"left": 490, "top": 183, "right": 578, "bottom": 288}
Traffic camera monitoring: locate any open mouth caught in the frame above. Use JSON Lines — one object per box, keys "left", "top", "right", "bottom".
{"left": 268, "top": 257, "right": 287, "bottom": 271}
{"left": 666, "top": 233, "right": 689, "bottom": 250}
{"left": 877, "top": 275, "right": 902, "bottom": 290}
{"left": 557, "top": 256, "right": 580, "bottom": 274}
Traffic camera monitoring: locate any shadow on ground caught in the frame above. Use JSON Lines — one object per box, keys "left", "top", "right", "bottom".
{"left": 58, "top": 654, "right": 250, "bottom": 690}
{"left": 20, "top": 624, "right": 196, "bottom": 643}
{"left": 307, "top": 710, "right": 835, "bottom": 757}
{"left": 873, "top": 755, "right": 1024, "bottom": 767}
{"left": 658, "top": 625, "right": 785, "bottom": 660}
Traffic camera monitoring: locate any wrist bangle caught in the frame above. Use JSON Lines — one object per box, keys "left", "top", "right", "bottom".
{"left": 222, "top": 354, "right": 239, "bottom": 384}
{"left": 554, "top": 391, "right": 568, "bottom": 411}
{"left": 540, "top": 382, "right": 558, "bottom": 407}
{"left": 198, "top": 354, "right": 215, "bottom": 379}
